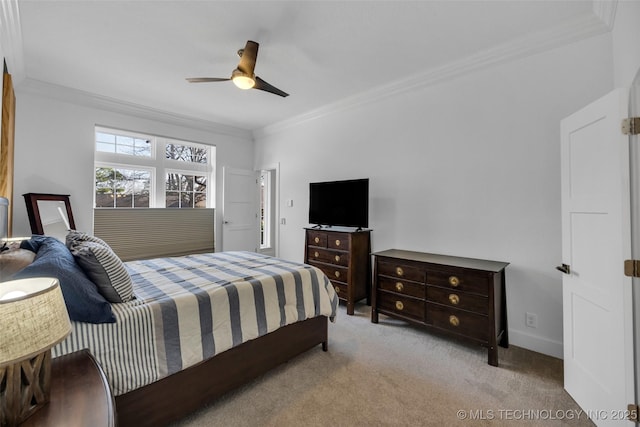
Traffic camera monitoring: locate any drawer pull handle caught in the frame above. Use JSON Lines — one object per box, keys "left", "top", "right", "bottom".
{"left": 335, "top": 271, "right": 341, "bottom": 278}
{"left": 335, "top": 255, "right": 340, "bottom": 262}
{"left": 395, "top": 301, "right": 404, "bottom": 311}
{"left": 314, "top": 237, "right": 320, "bottom": 244}
{"left": 448, "top": 294, "right": 460, "bottom": 305}
{"left": 314, "top": 251, "right": 319, "bottom": 258}
{"left": 335, "top": 286, "right": 340, "bottom": 293}
{"left": 335, "top": 239, "right": 341, "bottom": 247}
{"left": 449, "top": 276, "right": 460, "bottom": 287}
{"left": 449, "top": 315, "right": 460, "bottom": 327}
{"left": 395, "top": 282, "right": 404, "bottom": 292}
{"left": 396, "top": 267, "right": 404, "bottom": 276}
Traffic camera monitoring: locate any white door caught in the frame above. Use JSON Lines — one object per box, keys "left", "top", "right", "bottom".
{"left": 222, "top": 166, "right": 259, "bottom": 252}
{"left": 560, "top": 89, "right": 634, "bottom": 425}
{"left": 631, "top": 68, "right": 640, "bottom": 410}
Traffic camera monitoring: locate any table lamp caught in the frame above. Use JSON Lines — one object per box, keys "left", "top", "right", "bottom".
{"left": 0, "top": 278, "right": 71, "bottom": 427}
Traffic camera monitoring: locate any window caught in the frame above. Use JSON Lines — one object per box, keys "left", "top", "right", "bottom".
{"left": 166, "top": 143, "right": 207, "bottom": 164}
{"left": 165, "top": 172, "right": 207, "bottom": 208}
{"left": 94, "top": 127, "right": 215, "bottom": 209}
{"left": 95, "top": 167, "right": 151, "bottom": 208}
{"left": 96, "top": 131, "right": 151, "bottom": 157}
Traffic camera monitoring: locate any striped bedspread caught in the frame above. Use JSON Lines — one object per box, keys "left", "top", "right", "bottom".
{"left": 53, "top": 251, "right": 338, "bottom": 396}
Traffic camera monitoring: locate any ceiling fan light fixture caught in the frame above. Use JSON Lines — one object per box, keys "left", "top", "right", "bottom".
{"left": 231, "top": 70, "right": 255, "bottom": 90}
{"left": 187, "top": 41, "right": 288, "bottom": 97}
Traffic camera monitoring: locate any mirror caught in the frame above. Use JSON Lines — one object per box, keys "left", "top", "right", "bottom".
{"left": 23, "top": 193, "right": 76, "bottom": 241}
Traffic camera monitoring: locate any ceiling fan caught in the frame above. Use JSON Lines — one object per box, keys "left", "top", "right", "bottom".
{"left": 187, "top": 40, "right": 289, "bottom": 98}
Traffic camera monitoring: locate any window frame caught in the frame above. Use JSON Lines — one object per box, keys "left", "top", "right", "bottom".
{"left": 94, "top": 162, "right": 155, "bottom": 208}
{"left": 94, "top": 127, "right": 215, "bottom": 209}
{"left": 260, "top": 171, "right": 271, "bottom": 250}
{"left": 96, "top": 128, "right": 156, "bottom": 160}
{"left": 164, "top": 168, "right": 209, "bottom": 208}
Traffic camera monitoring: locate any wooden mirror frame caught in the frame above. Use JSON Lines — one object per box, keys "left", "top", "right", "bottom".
{"left": 23, "top": 193, "right": 76, "bottom": 235}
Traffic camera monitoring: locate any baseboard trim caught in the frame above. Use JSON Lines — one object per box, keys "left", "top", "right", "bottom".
{"left": 508, "top": 329, "right": 563, "bottom": 359}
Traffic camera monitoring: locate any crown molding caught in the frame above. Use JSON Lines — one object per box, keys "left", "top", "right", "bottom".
{"left": 0, "top": 0, "right": 26, "bottom": 82}
{"left": 593, "top": 0, "right": 617, "bottom": 30}
{"left": 2, "top": 0, "right": 249, "bottom": 139}
{"left": 254, "top": 12, "right": 610, "bottom": 139}
{"left": 3, "top": 0, "right": 615, "bottom": 142}
{"left": 17, "top": 78, "right": 252, "bottom": 139}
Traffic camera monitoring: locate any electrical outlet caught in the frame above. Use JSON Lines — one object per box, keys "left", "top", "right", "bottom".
{"left": 525, "top": 312, "right": 538, "bottom": 328}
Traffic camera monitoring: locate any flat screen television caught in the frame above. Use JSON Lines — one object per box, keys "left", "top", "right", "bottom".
{"left": 309, "top": 178, "right": 369, "bottom": 229}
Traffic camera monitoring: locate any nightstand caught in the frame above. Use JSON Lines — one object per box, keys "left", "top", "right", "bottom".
{"left": 20, "top": 349, "right": 116, "bottom": 427}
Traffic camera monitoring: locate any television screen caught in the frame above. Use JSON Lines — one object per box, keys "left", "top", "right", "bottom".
{"left": 309, "top": 178, "right": 368, "bottom": 228}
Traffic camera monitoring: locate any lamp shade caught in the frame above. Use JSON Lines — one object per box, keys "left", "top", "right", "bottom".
{"left": 231, "top": 68, "right": 255, "bottom": 90}
{"left": 0, "top": 278, "right": 71, "bottom": 367}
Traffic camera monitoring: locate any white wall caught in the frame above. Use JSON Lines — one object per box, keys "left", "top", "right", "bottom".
{"left": 11, "top": 90, "right": 254, "bottom": 251}
{"left": 612, "top": 0, "right": 640, "bottom": 88}
{"left": 254, "top": 33, "right": 614, "bottom": 358}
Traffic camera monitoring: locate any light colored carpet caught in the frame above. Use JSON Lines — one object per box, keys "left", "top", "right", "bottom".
{"left": 171, "top": 303, "right": 594, "bottom": 427}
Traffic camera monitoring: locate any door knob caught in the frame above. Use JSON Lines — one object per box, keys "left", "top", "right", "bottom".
{"left": 556, "top": 264, "right": 571, "bottom": 275}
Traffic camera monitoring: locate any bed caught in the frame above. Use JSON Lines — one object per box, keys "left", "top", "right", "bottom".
{"left": 7, "top": 234, "right": 338, "bottom": 427}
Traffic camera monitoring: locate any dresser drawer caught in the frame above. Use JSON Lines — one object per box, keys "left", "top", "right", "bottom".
{"left": 426, "top": 286, "right": 488, "bottom": 315}
{"left": 377, "top": 260, "right": 425, "bottom": 283}
{"left": 309, "top": 261, "right": 349, "bottom": 283}
{"left": 332, "top": 282, "right": 349, "bottom": 299}
{"left": 427, "top": 269, "right": 489, "bottom": 296}
{"left": 426, "top": 303, "right": 488, "bottom": 342}
{"left": 378, "top": 276, "right": 425, "bottom": 299}
{"left": 308, "top": 247, "right": 350, "bottom": 266}
{"left": 307, "top": 231, "right": 328, "bottom": 248}
{"left": 378, "top": 292, "right": 424, "bottom": 321}
{"left": 327, "top": 233, "right": 350, "bottom": 250}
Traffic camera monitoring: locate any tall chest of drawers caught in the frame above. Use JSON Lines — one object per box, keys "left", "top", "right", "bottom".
{"left": 371, "top": 249, "right": 509, "bottom": 366}
{"left": 305, "top": 228, "right": 371, "bottom": 315}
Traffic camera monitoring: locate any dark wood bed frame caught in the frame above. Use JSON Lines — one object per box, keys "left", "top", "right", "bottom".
{"left": 114, "top": 315, "right": 329, "bottom": 426}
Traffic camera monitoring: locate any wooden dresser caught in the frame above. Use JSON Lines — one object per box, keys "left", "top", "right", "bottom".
{"left": 371, "top": 249, "right": 509, "bottom": 366}
{"left": 305, "top": 228, "right": 371, "bottom": 315}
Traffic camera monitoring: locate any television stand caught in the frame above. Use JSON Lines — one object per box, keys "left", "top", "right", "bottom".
{"left": 304, "top": 228, "right": 371, "bottom": 315}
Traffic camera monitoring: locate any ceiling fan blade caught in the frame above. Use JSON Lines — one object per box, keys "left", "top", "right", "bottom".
{"left": 186, "top": 77, "right": 230, "bottom": 83}
{"left": 254, "top": 76, "right": 289, "bottom": 97}
{"left": 237, "top": 40, "right": 258, "bottom": 75}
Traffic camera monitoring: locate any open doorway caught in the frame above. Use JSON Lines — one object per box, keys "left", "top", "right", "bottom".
{"left": 258, "top": 163, "right": 279, "bottom": 257}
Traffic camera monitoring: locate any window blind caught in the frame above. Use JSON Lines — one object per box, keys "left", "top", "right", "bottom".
{"left": 94, "top": 208, "right": 215, "bottom": 261}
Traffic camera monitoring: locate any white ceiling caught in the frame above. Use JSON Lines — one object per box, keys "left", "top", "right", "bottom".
{"left": 12, "top": 0, "right": 607, "bottom": 132}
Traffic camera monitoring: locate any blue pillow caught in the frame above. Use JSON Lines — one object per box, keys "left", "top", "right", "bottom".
{"left": 14, "top": 236, "right": 115, "bottom": 323}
